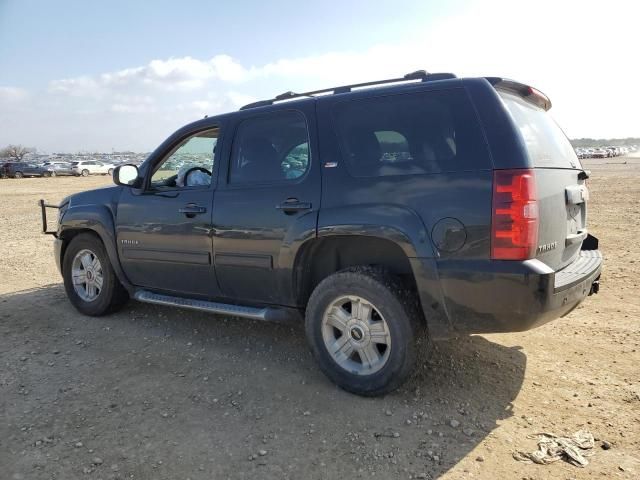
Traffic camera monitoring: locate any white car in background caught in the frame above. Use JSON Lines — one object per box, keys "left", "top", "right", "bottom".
{"left": 71, "top": 161, "right": 116, "bottom": 176}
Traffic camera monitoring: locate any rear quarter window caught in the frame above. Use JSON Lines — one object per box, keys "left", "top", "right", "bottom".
{"left": 499, "top": 91, "right": 580, "bottom": 169}
{"left": 332, "top": 88, "right": 491, "bottom": 177}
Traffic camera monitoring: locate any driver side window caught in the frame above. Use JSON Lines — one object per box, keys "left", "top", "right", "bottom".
{"left": 150, "top": 127, "right": 219, "bottom": 188}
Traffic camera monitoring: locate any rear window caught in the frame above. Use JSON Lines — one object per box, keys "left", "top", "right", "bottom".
{"left": 499, "top": 91, "right": 581, "bottom": 169}
{"left": 332, "top": 89, "right": 491, "bottom": 177}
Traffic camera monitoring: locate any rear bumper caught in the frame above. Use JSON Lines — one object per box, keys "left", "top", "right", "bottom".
{"left": 427, "top": 248, "right": 602, "bottom": 335}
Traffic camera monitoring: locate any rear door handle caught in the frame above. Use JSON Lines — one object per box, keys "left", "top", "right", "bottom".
{"left": 179, "top": 203, "right": 207, "bottom": 216}
{"left": 276, "top": 198, "right": 312, "bottom": 214}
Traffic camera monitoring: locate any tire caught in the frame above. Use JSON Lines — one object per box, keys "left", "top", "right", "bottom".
{"left": 43, "top": 171, "right": 51, "bottom": 177}
{"left": 14, "top": 171, "right": 23, "bottom": 179}
{"left": 81, "top": 169, "right": 89, "bottom": 177}
{"left": 51, "top": 171, "right": 56, "bottom": 177}
{"left": 305, "top": 266, "right": 425, "bottom": 396}
{"left": 62, "top": 232, "right": 129, "bottom": 316}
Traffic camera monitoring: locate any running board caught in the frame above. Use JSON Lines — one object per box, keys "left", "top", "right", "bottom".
{"left": 133, "top": 290, "right": 299, "bottom": 323}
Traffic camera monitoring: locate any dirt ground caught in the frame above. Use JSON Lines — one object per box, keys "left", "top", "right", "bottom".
{"left": 1, "top": 159, "right": 639, "bottom": 480}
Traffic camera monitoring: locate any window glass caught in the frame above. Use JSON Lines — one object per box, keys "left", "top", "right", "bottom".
{"left": 282, "top": 142, "right": 309, "bottom": 179}
{"left": 151, "top": 128, "right": 219, "bottom": 188}
{"left": 498, "top": 91, "right": 580, "bottom": 169}
{"left": 332, "top": 89, "right": 490, "bottom": 177}
{"left": 230, "top": 111, "right": 310, "bottom": 184}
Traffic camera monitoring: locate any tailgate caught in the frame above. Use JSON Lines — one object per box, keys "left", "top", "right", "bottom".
{"left": 535, "top": 168, "right": 588, "bottom": 269}
{"left": 498, "top": 88, "right": 588, "bottom": 270}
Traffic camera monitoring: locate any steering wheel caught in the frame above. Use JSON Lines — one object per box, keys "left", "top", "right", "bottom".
{"left": 182, "top": 166, "right": 212, "bottom": 185}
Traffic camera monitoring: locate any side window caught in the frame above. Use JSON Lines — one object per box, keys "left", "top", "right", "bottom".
{"left": 229, "top": 111, "right": 310, "bottom": 184}
{"left": 332, "top": 89, "right": 490, "bottom": 177}
{"left": 150, "top": 127, "right": 219, "bottom": 189}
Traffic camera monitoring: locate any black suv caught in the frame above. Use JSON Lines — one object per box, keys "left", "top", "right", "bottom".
{"left": 2, "top": 161, "right": 48, "bottom": 178}
{"left": 42, "top": 71, "right": 602, "bottom": 396}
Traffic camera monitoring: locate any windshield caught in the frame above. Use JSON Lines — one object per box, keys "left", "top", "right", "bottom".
{"left": 499, "top": 91, "right": 581, "bottom": 169}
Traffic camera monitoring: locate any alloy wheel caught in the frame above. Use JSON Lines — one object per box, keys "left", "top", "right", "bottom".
{"left": 321, "top": 295, "right": 391, "bottom": 375}
{"left": 71, "top": 249, "right": 104, "bottom": 302}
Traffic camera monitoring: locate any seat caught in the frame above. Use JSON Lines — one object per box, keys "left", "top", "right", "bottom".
{"left": 237, "top": 137, "right": 281, "bottom": 183}
{"left": 347, "top": 129, "right": 382, "bottom": 176}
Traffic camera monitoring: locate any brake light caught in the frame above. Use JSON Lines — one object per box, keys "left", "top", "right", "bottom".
{"left": 491, "top": 169, "right": 539, "bottom": 260}
{"left": 525, "top": 86, "right": 551, "bottom": 110}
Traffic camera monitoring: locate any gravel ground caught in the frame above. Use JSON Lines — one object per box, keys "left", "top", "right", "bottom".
{"left": 0, "top": 160, "right": 638, "bottom": 479}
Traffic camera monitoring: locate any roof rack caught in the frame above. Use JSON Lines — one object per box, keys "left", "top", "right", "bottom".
{"left": 240, "top": 70, "right": 457, "bottom": 110}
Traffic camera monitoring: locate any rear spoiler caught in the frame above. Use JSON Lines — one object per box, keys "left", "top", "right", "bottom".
{"left": 485, "top": 77, "right": 552, "bottom": 111}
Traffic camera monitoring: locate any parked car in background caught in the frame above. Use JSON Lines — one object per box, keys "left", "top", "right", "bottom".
{"left": 592, "top": 148, "right": 608, "bottom": 158}
{"left": 0, "top": 161, "right": 48, "bottom": 178}
{"left": 71, "top": 161, "right": 116, "bottom": 176}
{"left": 42, "top": 161, "right": 75, "bottom": 176}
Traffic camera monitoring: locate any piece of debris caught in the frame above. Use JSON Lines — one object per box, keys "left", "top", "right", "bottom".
{"left": 513, "top": 430, "right": 595, "bottom": 468}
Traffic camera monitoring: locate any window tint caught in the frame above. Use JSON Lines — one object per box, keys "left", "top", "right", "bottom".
{"left": 332, "top": 89, "right": 490, "bottom": 177}
{"left": 150, "top": 128, "right": 219, "bottom": 188}
{"left": 230, "top": 111, "right": 310, "bottom": 184}
{"left": 498, "top": 91, "right": 581, "bottom": 169}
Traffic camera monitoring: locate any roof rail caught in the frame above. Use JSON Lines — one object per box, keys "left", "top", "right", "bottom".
{"left": 239, "top": 70, "right": 457, "bottom": 110}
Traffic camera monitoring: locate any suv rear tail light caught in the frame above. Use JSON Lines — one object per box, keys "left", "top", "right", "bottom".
{"left": 491, "top": 169, "right": 539, "bottom": 260}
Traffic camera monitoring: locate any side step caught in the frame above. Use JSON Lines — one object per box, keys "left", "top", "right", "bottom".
{"left": 133, "top": 290, "right": 299, "bottom": 323}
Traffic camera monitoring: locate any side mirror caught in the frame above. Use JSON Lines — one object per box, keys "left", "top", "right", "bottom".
{"left": 113, "top": 164, "right": 140, "bottom": 187}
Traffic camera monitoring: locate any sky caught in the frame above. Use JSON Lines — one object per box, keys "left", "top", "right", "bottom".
{"left": 0, "top": 0, "right": 638, "bottom": 152}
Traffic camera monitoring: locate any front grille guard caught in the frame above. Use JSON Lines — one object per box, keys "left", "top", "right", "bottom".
{"left": 38, "top": 199, "right": 60, "bottom": 237}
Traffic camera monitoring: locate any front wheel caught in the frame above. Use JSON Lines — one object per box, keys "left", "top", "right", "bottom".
{"left": 305, "top": 267, "right": 424, "bottom": 396}
{"left": 14, "top": 171, "right": 23, "bottom": 179}
{"left": 108, "top": 168, "right": 114, "bottom": 176}
{"left": 62, "top": 233, "right": 129, "bottom": 316}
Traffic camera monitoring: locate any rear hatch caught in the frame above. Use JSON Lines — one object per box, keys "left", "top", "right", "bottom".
{"left": 496, "top": 83, "right": 588, "bottom": 271}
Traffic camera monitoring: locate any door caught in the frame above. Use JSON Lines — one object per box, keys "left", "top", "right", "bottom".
{"left": 25, "top": 163, "right": 41, "bottom": 176}
{"left": 116, "top": 126, "right": 222, "bottom": 298}
{"left": 212, "top": 104, "right": 320, "bottom": 306}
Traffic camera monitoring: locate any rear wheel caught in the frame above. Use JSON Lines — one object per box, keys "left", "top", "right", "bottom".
{"left": 43, "top": 171, "right": 51, "bottom": 177}
{"left": 14, "top": 171, "right": 23, "bottom": 179}
{"left": 81, "top": 169, "right": 89, "bottom": 177}
{"left": 62, "top": 233, "right": 129, "bottom": 316}
{"left": 305, "top": 267, "right": 424, "bottom": 396}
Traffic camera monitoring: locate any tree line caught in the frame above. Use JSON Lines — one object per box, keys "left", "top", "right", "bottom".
{"left": 0, "top": 145, "right": 35, "bottom": 161}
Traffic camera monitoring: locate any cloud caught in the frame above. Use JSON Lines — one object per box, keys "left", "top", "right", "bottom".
{"left": 0, "top": 86, "right": 29, "bottom": 102}
{"left": 226, "top": 91, "right": 257, "bottom": 108}
{"left": 110, "top": 95, "right": 155, "bottom": 113}
{"left": 49, "top": 55, "right": 249, "bottom": 96}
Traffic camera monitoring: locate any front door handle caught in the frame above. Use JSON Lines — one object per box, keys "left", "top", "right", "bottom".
{"left": 276, "top": 198, "right": 312, "bottom": 214}
{"left": 179, "top": 203, "right": 207, "bottom": 217}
